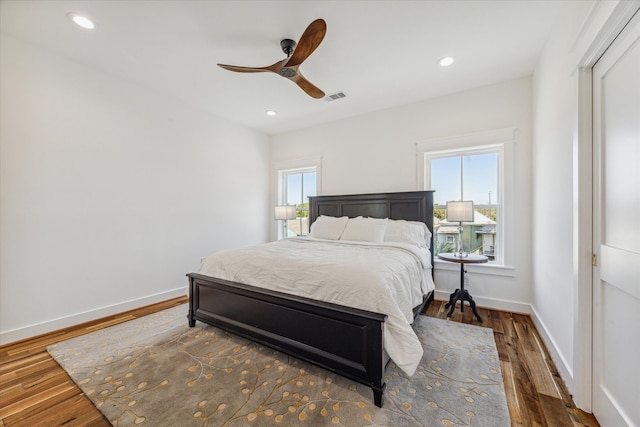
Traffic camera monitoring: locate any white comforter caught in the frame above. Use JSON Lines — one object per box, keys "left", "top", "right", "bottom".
{"left": 197, "top": 237, "right": 435, "bottom": 376}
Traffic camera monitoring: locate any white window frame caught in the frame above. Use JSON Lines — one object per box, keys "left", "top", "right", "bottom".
{"left": 416, "top": 128, "right": 516, "bottom": 270}
{"left": 426, "top": 144, "right": 504, "bottom": 264}
{"left": 273, "top": 157, "right": 322, "bottom": 240}
{"left": 280, "top": 167, "right": 315, "bottom": 236}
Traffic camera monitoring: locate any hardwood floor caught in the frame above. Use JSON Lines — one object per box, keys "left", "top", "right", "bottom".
{"left": 0, "top": 297, "right": 187, "bottom": 427}
{"left": 424, "top": 301, "right": 599, "bottom": 427}
{"left": 0, "top": 297, "right": 599, "bottom": 427}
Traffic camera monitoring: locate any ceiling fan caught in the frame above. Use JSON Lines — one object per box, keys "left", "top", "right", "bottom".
{"left": 217, "top": 19, "right": 327, "bottom": 99}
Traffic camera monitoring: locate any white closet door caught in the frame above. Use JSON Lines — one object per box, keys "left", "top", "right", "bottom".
{"left": 592, "top": 10, "right": 640, "bottom": 427}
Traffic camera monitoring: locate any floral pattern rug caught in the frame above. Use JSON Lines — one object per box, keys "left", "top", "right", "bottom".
{"left": 48, "top": 304, "right": 510, "bottom": 426}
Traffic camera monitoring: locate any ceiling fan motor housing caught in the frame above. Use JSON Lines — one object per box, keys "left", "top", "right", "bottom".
{"left": 280, "top": 39, "right": 296, "bottom": 57}
{"left": 280, "top": 68, "right": 296, "bottom": 78}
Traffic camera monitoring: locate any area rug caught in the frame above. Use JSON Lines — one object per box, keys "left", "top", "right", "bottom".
{"left": 48, "top": 305, "right": 510, "bottom": 426}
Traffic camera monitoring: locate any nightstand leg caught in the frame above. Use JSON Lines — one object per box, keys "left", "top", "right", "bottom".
{"left": 445, "top": 290, "right": 461, "bottom": 317}
{"left": 463, "top": 291, "right": 483, "bottom": 322}
{"left": 459, "top": 264, "right": 465, "bottom": 312}
{"left": 446, "top": 265, "right": 483, "bottom": 322}
{"left": 445, "top": 289, "right": 458, "bottom": 309}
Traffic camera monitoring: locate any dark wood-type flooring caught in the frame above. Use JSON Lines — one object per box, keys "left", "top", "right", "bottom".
{"left": 0, "top": 296, "right": 600, "bottom": 426}
{"left": 424, "top": 301, "right": 599, "bottom": 427}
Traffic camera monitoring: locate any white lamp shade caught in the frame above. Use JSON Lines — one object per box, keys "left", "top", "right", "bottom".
{"left": 446, "top": 201, "right": 474, "bottom": 222}
{"left": 274, "top": 205, "right": 297, "bottom": 220}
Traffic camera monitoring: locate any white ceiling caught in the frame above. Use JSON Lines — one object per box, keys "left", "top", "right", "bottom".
{"left": 0, "top": 0, "right": 573, "bottom": 135}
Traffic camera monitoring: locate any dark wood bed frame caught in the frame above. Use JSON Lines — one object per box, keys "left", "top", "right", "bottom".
{"left": 187, "top": 190, "right": 434, "bottom": 407}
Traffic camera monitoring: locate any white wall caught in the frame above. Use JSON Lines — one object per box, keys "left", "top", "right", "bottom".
{"left": 0, "top": 35, "right": 270, "bottom": 344}
{"left": 531, "top": 0, "right": 635, "bottom": 409}
{"left": 271, "top": 77, "right": 534, "bottom": 313}
{"left": 530, "top": 1, "right": 593, "bottom": 396}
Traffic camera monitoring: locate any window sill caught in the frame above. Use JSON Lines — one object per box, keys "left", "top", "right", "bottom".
{"left": 434, "top": 259, "right": 516, "bottom": 277}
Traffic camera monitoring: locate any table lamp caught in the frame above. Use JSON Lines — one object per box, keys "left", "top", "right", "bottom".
{"left": 446, "top": 200, "right": 474, "bottom": 257}
{"left": 274, "top": 205, "right": 297, "bottom": 238}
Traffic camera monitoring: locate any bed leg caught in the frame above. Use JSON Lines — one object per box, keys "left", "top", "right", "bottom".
{"left": 188, "top": 275, "right": 196, "bottom": 327}
{"left": 372, "top": 383, "right": 385, "bottom": 408}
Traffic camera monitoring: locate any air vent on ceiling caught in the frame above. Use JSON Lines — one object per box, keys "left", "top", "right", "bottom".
{"left": 324, "top": 91, "right": 347, "bottom": 102}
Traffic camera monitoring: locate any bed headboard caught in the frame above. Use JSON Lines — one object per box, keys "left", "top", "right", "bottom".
{"left": 308, "top": 190, "right": 435, "bottom": 266}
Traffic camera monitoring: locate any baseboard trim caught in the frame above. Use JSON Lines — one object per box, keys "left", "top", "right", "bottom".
{"left": 433, "top": 290, "right": 531, "bottom": 314}
{"left": 0, "top": 287, "right": 188, "bottom": 345}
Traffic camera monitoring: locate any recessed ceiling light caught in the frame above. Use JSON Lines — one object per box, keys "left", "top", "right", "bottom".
{"left": 67, "top": 13, "right": 95, "bottom": 30}
{"left": 265, "top": 110, "right": 277, "bottom": 116}
{"left": 438, "top": 56, "right": 455, "bottom": 67}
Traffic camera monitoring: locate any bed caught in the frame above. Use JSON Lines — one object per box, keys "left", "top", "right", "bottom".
{"left": 187, "top": 190, "right": 435, "bottom": 407}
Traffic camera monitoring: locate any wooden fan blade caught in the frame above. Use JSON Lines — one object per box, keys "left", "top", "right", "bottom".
{"left": 285, "top": 19, "right": 326, "bottom": 67}
{"left": 291, "top": 71, "right": 325, "bottom": 99}
{"left": 217, "top": 61, "right": 282, "bottom": 73}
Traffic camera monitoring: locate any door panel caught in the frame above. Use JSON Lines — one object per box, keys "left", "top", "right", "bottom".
{"left": 592, "top": 9, "right": 640, "bottom": 427}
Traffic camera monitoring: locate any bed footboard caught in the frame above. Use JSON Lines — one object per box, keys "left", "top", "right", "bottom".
{"left": 187, "top": 273, "right": 389, "bottom": 407}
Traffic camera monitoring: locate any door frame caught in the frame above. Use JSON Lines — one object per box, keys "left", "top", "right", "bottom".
{"left": 571, "top": 0, "right": 640, "bottom": 411}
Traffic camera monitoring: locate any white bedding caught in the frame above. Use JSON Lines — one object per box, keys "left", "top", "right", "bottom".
{"left": 197, "top": 237, "right": 434, "bottom": 376}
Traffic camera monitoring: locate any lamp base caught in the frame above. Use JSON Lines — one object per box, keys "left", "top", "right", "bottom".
{"left": 454, "top": 221, "right": 469, "bottom": 258}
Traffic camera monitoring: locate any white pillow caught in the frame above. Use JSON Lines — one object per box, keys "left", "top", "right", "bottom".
{"left": 309, "top": 215, "right": 349, "bottom": 240}
{"left": 384, "top": 219, "right": 432, "bottom": 248}
{"left": 340, "top": 217, "right": 388, "bottom": 242}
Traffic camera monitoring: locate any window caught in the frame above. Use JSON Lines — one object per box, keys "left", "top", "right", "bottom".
{"left": 418, "top": 128, "right": 514, "bottom": 267}
{"left": 280, "top": 167, "right": 317, "bottom": 237}
{"left": 428, "top": 147, "right": 500, "bottom": 262}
